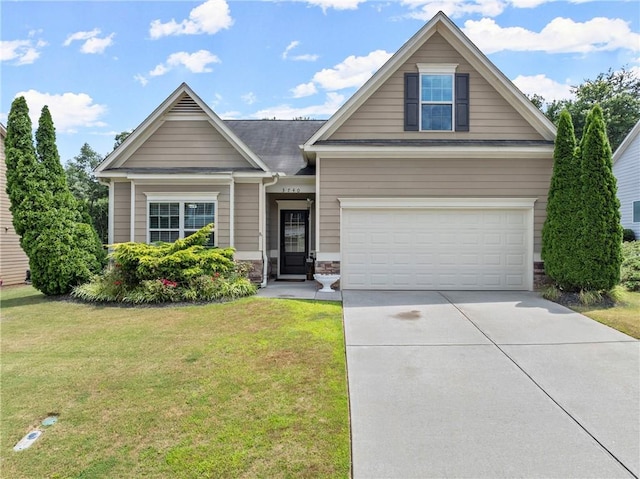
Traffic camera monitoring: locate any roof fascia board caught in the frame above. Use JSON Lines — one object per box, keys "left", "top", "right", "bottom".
{"left": 95, "top": 83, "right": 271, "bottom": 173}
{"left": 311, "top": 144, "right": 554, "bottom": 159}
{"left": 303, "top": 11, "right": 556, "bottom": 148}
{"left": 304, "top": 14, "right": 441, "bottom": 146}
{"left": 613, "top": 119, "right": 640, "bottom": 163}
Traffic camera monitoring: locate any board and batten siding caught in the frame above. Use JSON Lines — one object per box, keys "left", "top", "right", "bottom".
{"left": 120, "top": 120, "right": 251, "bottom": 169}
{"left": 113, "top": 181, "right": 131, "bottom": 243}
{"left": 133, "top": 184, "right": 230, "bottom": 246}
{"left": 318, "top": 157, "right": 552, "bottom": 255}
{"left": 0, "top": 132, "right": 30, "bottom": 285}
{"left": 234, "top": 183, "right": 260, "bottom": 251}
{"left": 613, "top": 132, "right": 640, "bottom": 237}
{"left": 329, "top": 31, "right": 544, "bottom": 142}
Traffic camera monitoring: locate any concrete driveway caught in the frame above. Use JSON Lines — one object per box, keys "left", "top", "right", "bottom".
{"left": 343, "top": 291, "right": 639, "bottom": 478}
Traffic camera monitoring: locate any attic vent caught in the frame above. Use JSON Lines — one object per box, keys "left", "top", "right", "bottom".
{"left": 171, "top": 95, "right": 201, "bottom": 114}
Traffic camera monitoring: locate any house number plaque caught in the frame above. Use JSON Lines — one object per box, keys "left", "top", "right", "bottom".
{"left": 282, "top": 187, "right": 302, "bottom": 193}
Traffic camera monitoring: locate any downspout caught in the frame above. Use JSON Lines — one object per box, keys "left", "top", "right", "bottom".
{"left": 260, "top": 174, "right": 279, "bottom": 288}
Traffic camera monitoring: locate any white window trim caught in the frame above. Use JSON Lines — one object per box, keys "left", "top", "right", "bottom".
{"left": 145, "top": 192, "right": 219, "bottom": 245}
{"left": 417, "top": 63, "right": 458, "bottom": 132}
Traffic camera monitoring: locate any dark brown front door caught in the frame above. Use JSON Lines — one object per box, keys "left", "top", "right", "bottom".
{"left": 280, "top": 210, "right": 309, "bottom": 275}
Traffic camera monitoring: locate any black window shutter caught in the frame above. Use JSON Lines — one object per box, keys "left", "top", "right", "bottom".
{"left": 455, "top": 73, "right": 470, "bottom": 132}
{"left": 404, "top": 73, "right": 419, "bottom": 131}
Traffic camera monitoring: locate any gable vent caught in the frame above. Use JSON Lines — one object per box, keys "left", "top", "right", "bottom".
{"left": 170, "top": 94, "right": 202, "bottom": 114}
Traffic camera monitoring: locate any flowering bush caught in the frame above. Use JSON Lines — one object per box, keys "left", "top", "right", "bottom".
{"left": 72, "top": 224, "right": 257, "bottom": 303}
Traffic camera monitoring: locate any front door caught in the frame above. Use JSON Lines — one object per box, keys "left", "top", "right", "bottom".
{"left": 280, "top": 210, "right": 309, "bottom": 275}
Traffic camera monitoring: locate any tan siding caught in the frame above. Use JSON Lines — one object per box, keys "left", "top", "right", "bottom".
{"left": 330, "top": 32, "right": 543, "bottom": 141}
{"left": 113, "top": 181, "right": 131, "bottom": 243}
{"left": 133, "top": 184, "right": 230, "bottom": 246}
{"left": 0, "top": 132, "right": 30, "bottom": 285}
{"left": 122, "top": 120, "right": 252, "bottom": 169}
{"left": 234, "top": 183, "right": 259, "bottom": 250}
{"left": 318, "top": 157, "right": 552, "bottom": 254}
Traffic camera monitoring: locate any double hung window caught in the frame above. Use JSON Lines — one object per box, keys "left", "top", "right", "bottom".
{"left": 146, "top": 194, "right": 217, "bottom": 246}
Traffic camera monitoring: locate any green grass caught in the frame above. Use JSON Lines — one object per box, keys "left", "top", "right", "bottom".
{"left": 1, "top": 286, "right": 350, "bottom": 478}
{"left": 573, "top": 290, "right": 640, "bottom": 339}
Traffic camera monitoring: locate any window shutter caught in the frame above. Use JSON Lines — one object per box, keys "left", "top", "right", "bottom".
{"left": 404, "top": 73, "right": 419, "bottom": 131}
{"left": 455, "top": 73, "right": 469, "bottom": 132}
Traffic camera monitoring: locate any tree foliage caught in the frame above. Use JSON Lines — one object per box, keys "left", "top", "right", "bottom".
{"left": 541, "top": 111, "right": 581, "bottom": 289}
{"left": 542, "top": 106, "right": 623, "bottom": 292}
{"left": 576, "top": 105, "right": 622, "bottom": 290}
{"left": 113, "top": 130, "right": 131, "bottom": 150}
{"left": 538, "top": 68, "right": 640, "bottom": 152}
{"left": 5, "top": 97, "right": 105, "bottom": 295}
{"left": 65, "top": 143, "right": 109, "bottom": 243}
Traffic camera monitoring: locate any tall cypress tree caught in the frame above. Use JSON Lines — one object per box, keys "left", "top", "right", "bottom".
{"left": 541, "top": 110, "right": 582, "bottom": 290}
{"left": 577, "top": 105, "right": 622, "bottom": 290}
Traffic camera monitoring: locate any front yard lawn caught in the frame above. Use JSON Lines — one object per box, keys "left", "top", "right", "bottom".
{"left": 0, "top": 286, "right": 349, "bottom": 478}
{"left": 573, "top": 290, "right": 640, "bottom": 339}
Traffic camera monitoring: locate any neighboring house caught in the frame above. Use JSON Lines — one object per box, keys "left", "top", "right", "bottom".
{"left": 0, "top": 123, "right": 30, "bottom": 286}
{"left": 613, "top": 120, "right": 640, "bottom": 239}
{"left": 95, "top": 12, "right": 556, "bottom": 291}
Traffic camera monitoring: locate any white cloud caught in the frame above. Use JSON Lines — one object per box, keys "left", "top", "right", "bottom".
{"left": 292, "top": 82, "right": 318, "bottom": 98}
{"left": 1, "top": 39, "right": 47, "bottom": 65}
{"left": 134, "top": 74, "right": 149, "bottom": 86}
{"left": 312, "top": 49, "right": 392, "bottom": 91}
{"left": 512, "top": 74, "right": 574, "bottom": 101}
{"left": 219, "top": 110, "right": 242, "bottom": 119}
{"left": 282, "top": 40, "right": 319, "bottom": 62}
{"left": 463, "top": 17, "right": 640, "bottom": 54}
{"left": 149, "top": 0, "right": 233, "bottom": 39}
{"left": 242, "top": 92, "right": 257, "bottom": 105}
{"left": 304, "top": 0, "right": 365, "bottom": 12}
{"left": 402, "top": 0, "right": 507, "bottom": 19}
{"left": 149, "top": 50, "right": 221, "bottom": 77}
{"left": 63, "top": 28, "right": 114, "bottom": 54}
{"left": 15, "top": 90, "right": 107, "bottom": 133}
{"left": 252, "top": 92, "right": 345, "bottom": 119}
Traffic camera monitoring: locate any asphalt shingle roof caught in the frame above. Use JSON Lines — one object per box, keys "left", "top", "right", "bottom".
{"left": 225, "top": 120, "right": 325, "bottom": 176}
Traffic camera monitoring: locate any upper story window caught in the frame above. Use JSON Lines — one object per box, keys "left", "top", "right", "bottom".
{"left": 404, "top": 64, "right": 469, "bottom": 133}
{"left": 418, "top": 64, "right": 457, "bottom": 132}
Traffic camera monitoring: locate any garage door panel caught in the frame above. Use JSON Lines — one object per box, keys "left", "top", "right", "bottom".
{"left": 342, "top": 208, "right": 530, "bottom": 290}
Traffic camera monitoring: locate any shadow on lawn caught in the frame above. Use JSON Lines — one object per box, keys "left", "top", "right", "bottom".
{"left": 0, "top": 292, "right": 51, "bottom": 309}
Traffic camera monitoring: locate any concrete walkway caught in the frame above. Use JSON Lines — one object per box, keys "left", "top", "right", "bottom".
{"left": 256, "top": 279, "right": 342, "bottom": 301}
{"left": 343, "top": 291, "right": 639, "bottom": 479}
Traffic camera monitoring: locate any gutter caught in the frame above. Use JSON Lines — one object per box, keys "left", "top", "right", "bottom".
{"left": 260, "top": 174, "right": 279, "bottom": 288}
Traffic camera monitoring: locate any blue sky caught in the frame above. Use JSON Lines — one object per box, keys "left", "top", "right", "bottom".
{"left": 2, "top": 0, "right": 639, "bottom": 163}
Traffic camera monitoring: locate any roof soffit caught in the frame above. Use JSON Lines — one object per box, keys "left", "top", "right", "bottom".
{"left": 304, "top": 11, "right": 556, "bottom": 147}
{"left": 95, "top": 83, "right": 271, "bottom": 174}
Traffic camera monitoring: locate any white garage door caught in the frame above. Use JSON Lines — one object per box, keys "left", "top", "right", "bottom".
{"left": 341, "top": 204, "right": 533, "bottom": 291}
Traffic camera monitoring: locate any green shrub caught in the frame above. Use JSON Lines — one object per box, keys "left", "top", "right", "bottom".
{"left": 72, "top": 224, "right": 257, "bottom": 303}
{"left": 623, "top": 229, "right": 636, "bottom": 242}
{"left": 621, "top": 242, "right": 640, "bottom": 291}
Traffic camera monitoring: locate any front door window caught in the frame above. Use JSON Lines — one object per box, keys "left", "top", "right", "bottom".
{"left": 280, "top": 210, "right": 308, "bottom": 275}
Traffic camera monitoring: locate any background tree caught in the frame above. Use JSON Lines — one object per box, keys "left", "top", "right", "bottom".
{"left": 5, "top": 98, "right": 105, "bottom": 295}
{"left": 576, "top": 105, "right": 622, "bottom": 290}
{"left": 541, "top": 111, "right": 581, "bottom": 290}
{"left": 66, "top": 143, "right": 109, "bottom": 243}
{"left": 536, "top": 68, "right": 640, "bottom": 152}
{"left": 113, "top": 130, "right": 131, "bottom": 150}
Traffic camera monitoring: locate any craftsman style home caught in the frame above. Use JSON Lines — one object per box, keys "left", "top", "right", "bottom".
{"left": 95, "top": 12, "right": 556, "bottom": 291}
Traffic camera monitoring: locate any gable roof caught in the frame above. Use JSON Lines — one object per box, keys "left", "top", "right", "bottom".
{"left": 304, "top": 11, "right": 556, "bottom": 149}
{"left": 95, "top": 83, "right": 271, "bottom": 175}
{"left": 226, "top": 120, "right": 324, "bottom": 175}
{"left": 613, "top": 119, "right": 640, "bottom": 164}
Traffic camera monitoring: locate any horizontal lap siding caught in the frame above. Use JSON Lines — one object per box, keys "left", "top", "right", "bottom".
{"left": 113, "top": 182, "right": 131, "bottom": 243}
{"left": 122, "top": 120, "right": 250, "bottom": 169}
{"left": 613, "top": 135, "right": 640, "bottom": 237}
{"left": 235, "top": 183, "right": 259, "bottom": 250}
{"left": 318, "top": 157, "right": 552, "bottom": 254}
{"left": 0, "top": 136, "right": 30, "bottom": 285}
{"left": 133, "top": 184, "right": 230, "bottom": 246}
{"left": 329, "top": 32, "right": 543, "bottom": 141}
